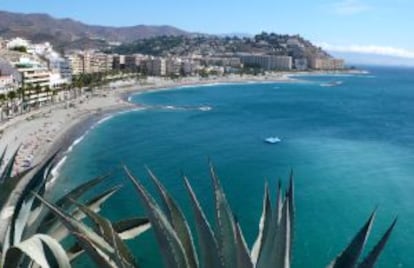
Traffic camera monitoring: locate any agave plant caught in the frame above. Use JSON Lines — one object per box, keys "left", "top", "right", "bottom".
{"left": 124, "top": 165, "right": 397, "bottom": 268}
{"left": 0, "top": 147, "right": 151, "bottom": 267}
{"left": 0, "top": 143, "right": 397, "bottom": 267}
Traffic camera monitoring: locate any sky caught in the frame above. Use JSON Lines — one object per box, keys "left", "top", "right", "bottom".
{"left": 1, "top": 0, "right": 413, "bottom": 63}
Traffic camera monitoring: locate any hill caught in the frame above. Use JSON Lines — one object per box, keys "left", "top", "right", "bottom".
{"left": 112, "top": 32, "right": 331, "bottom": 59}
{"left": 0, "top": 10, "right": 190, "bottom": 50}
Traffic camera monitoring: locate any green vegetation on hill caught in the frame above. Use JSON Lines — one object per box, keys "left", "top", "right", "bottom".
{"left": 111, "top": 32, "right": 331, "bottom": 59}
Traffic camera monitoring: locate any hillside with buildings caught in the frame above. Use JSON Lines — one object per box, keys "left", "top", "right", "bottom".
{"left": 0, "top": 10, "right": 190, "bottom": 50}
{"left": 0, "top": 23, "right": 345, "bottom": 119}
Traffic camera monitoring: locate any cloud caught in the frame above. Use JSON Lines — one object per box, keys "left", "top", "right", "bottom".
{"left": 319, "top": 43, "right": 414, "bottom": 59}
{"left": 331, "top": 0, "right": 371, "bottom": 15}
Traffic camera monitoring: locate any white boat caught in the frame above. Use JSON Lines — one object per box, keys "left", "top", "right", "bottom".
{"left": 265, "top": 137, "right": 281, "bottom": 144}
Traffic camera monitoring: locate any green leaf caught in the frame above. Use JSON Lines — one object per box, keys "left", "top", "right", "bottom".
{"left": 271, "top": 197, "right": 292, "bottom": 268}
{"left": 68, "top": 198, "right": 138, "bottom": 267}
{"left": 7, "top": 151, "right": 58, "bottom": 247}
{"left": 41, "top": 174, "right": 110, "bottom": 227}
{"left": 146, "top": 168, "right": 198, "bottom": 268}
{"left": 47, "top": 185, "right": 122, "bottom": 242}
{"left": 0, "top": 146, "right": 20, "bottom": 184}
{"left": 358, "top": 217, "right": 397, "bottom": 268}
{"left": 233, "top": 218, "right": 253, "bottom": 268}
{"left": 183, "top": 176, "right": 223, "bottom": 268}
{"left": 124, "top": 166, "right": 189, "bottom": 268}
{"left": 67, "top": 217, "right": 151, "bottom": 262}
{"left": 256, "top": 180, "right": 292, "bottom": 268}
{"left": 209, "top": 164, "right": 237, "bottom": 267}
{"left": 251, "top": 182, "right": 272, "bottom": 265}
{"left": 0, "top": 147, "right": 7, "bottom": 170}
{"left": 287, "top": 170, "right": 295, "bottom": 262}
{"left": 114, "top": 217, "right": 151, "bottom": 240}
{"left": 32, "top": 192, "right": 117, "bottom": 268}
{"left": 3, "top": 234, "right": 71, "bottom": 268}
{"left": 329, "top": 210, "right": 376, "bottom": 268}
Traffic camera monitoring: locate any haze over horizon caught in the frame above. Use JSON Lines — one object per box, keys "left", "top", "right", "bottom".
{"left": 1, "top": 0, "right": 413, "bottom": 66}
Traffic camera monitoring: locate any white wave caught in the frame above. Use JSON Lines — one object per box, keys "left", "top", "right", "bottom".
{"left": 48, "top": 155, "right": 67, "bottom": 187}
{"left": 96, "top": 114, "right": 115, "bottom": 126}
{"left": 127, "top": 96, "right": 132, "bottom": 102}
{"left": 67, "top": 133, "right": 86, "bottom": 153}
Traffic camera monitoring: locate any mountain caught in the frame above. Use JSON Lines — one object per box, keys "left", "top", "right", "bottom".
{"left": 329, "top": 51, "right": 414, "bottom": 67}
{"left": 0, "top": 10, "right": 190, "bottom": 50}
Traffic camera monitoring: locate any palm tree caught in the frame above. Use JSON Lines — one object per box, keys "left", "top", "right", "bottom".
{"left": 0, "top": 93, "right": 6, "bottom": 121}
{"left": 34, "top": 84, "right": 42, "bottom": 108}
{"left": 7, "top": 90, "right": 17, "bottom": 116}
{"left": 16, "top": 87, "right": 24, "bottom": 115}
{"left": 44, "top": 85, "right": 51, "bottom": 104}
{"left": 23, "top": 83, "right": 33, "bottom": 112}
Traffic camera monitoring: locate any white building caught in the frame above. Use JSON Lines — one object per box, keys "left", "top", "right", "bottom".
{"left": 13, "top": 57, "right": 51, "bottom": 106}
{"left": 0, "top": 74, "right": 17, "bottom": 95}
{"left": 6, "top": 37, "right": 31, "bottom": 50}
{"left": 67, "top": 52, "right": 84, "bottom": 75}
{"left": 239, "top": 54, "right": 293, "bottom": 70}
{"left": 46, "top": 53, "right": 72, "bottom": 88}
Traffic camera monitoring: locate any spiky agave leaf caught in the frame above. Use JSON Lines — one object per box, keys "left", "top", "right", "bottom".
{"left": 251, "top": 182, "right": 272, "bottom": 265}
{"left": 32, "top": 192, "right": 117, "bottom": 268}
{"left": 358, "top": 217, "right": 397, "bottom": 268}
{"left": 210, "top": 165, "right": 237, "bottom": 267}
{"left": 47, "top": 185, "right": 122, "bottom": 242}
{"left": 41, "top": 174, "right": 111, "bottom": 227}
{"left": 0, "top": 146, "right": 7, "bottom": 170}
{"left": 124, "top": 166, "right": 189, "bottom": 268}
{"left": 233, "top": 218, "right": 253, "bottom": 268}
{"left": 329, "top": 210, "right": 376, "bottom": 268}
{"left": 255, "top": 180, "right": 289, "bottom": 268}
{"left": 0, "top": 168, "right": 36, "bottom": 253}
{"left": 0, "top": 167, "right": 35, "bottom": 215}
{"left": 209, "top": 164, "right": 238, "bottom": 267}
{"left": 272, "top": 196, "right": 292, "bottom": 268}
{"left": 146, "top": 168, "right": 198, "bottom": 268}
{"left": 183, "top": 176, "right": 223, "bottom": 268}
{"left": 68, "top": 198, "right": 138, "bottom": 267}
{"left": 0, "top": 146, "right": 20, "bottom": 184}
{"left": 2, "top": 234, "right": 70, "bottom": 268}
{"left": 67, "top": 217, "right": 151, "bottom": 262}
{"left": 287, "top": 170, "right": 295, "bottom": 262}
{"left": 114, "top": 217, "right": 151, "bottom": 240}
{"left": 6, "top": 151, "right": 58, "bottom": 249}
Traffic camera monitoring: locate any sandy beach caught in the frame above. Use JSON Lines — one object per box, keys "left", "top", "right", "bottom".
{"left": 0, "top": 73, "right": 295, "bottom": 174}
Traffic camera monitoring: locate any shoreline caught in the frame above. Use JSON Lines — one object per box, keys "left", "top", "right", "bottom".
{"left": 0, "top": 70, "right": 362, "bottom": 177}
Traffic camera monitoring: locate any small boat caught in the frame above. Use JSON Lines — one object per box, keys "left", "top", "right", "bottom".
{"left": 265, "top": 137, "right": 281, "bottom": 144}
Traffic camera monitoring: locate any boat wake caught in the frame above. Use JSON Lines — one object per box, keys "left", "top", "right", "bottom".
{"left": 158, "top": 105, "right": 213, "bottom": 112}
{"left": 320, "top": 81, "right": 343, "bottom": 87}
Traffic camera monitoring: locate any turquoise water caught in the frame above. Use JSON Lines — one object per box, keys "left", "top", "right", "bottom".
{"left": 56, "top": 66, "right": 414, "bottom": 267}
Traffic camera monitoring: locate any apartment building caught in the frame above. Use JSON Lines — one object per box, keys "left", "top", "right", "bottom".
{"left": 145, "top": 57, "right": 166, "bottom": 76}
{"left": 67, "top": 53, "right": 84, "bottom": 75}
{"left": 0, "top": 74, "right": 17, "bottom": 95}
{"left": 309, "top": 58, "right": 345, "bottom": 70}
{"left": 90, "top": 52, "right": 113, "bottom": 73}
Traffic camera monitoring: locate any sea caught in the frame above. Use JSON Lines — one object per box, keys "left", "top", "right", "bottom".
{"left": 53, "top": 66, "right": 414, "bottom": 267}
